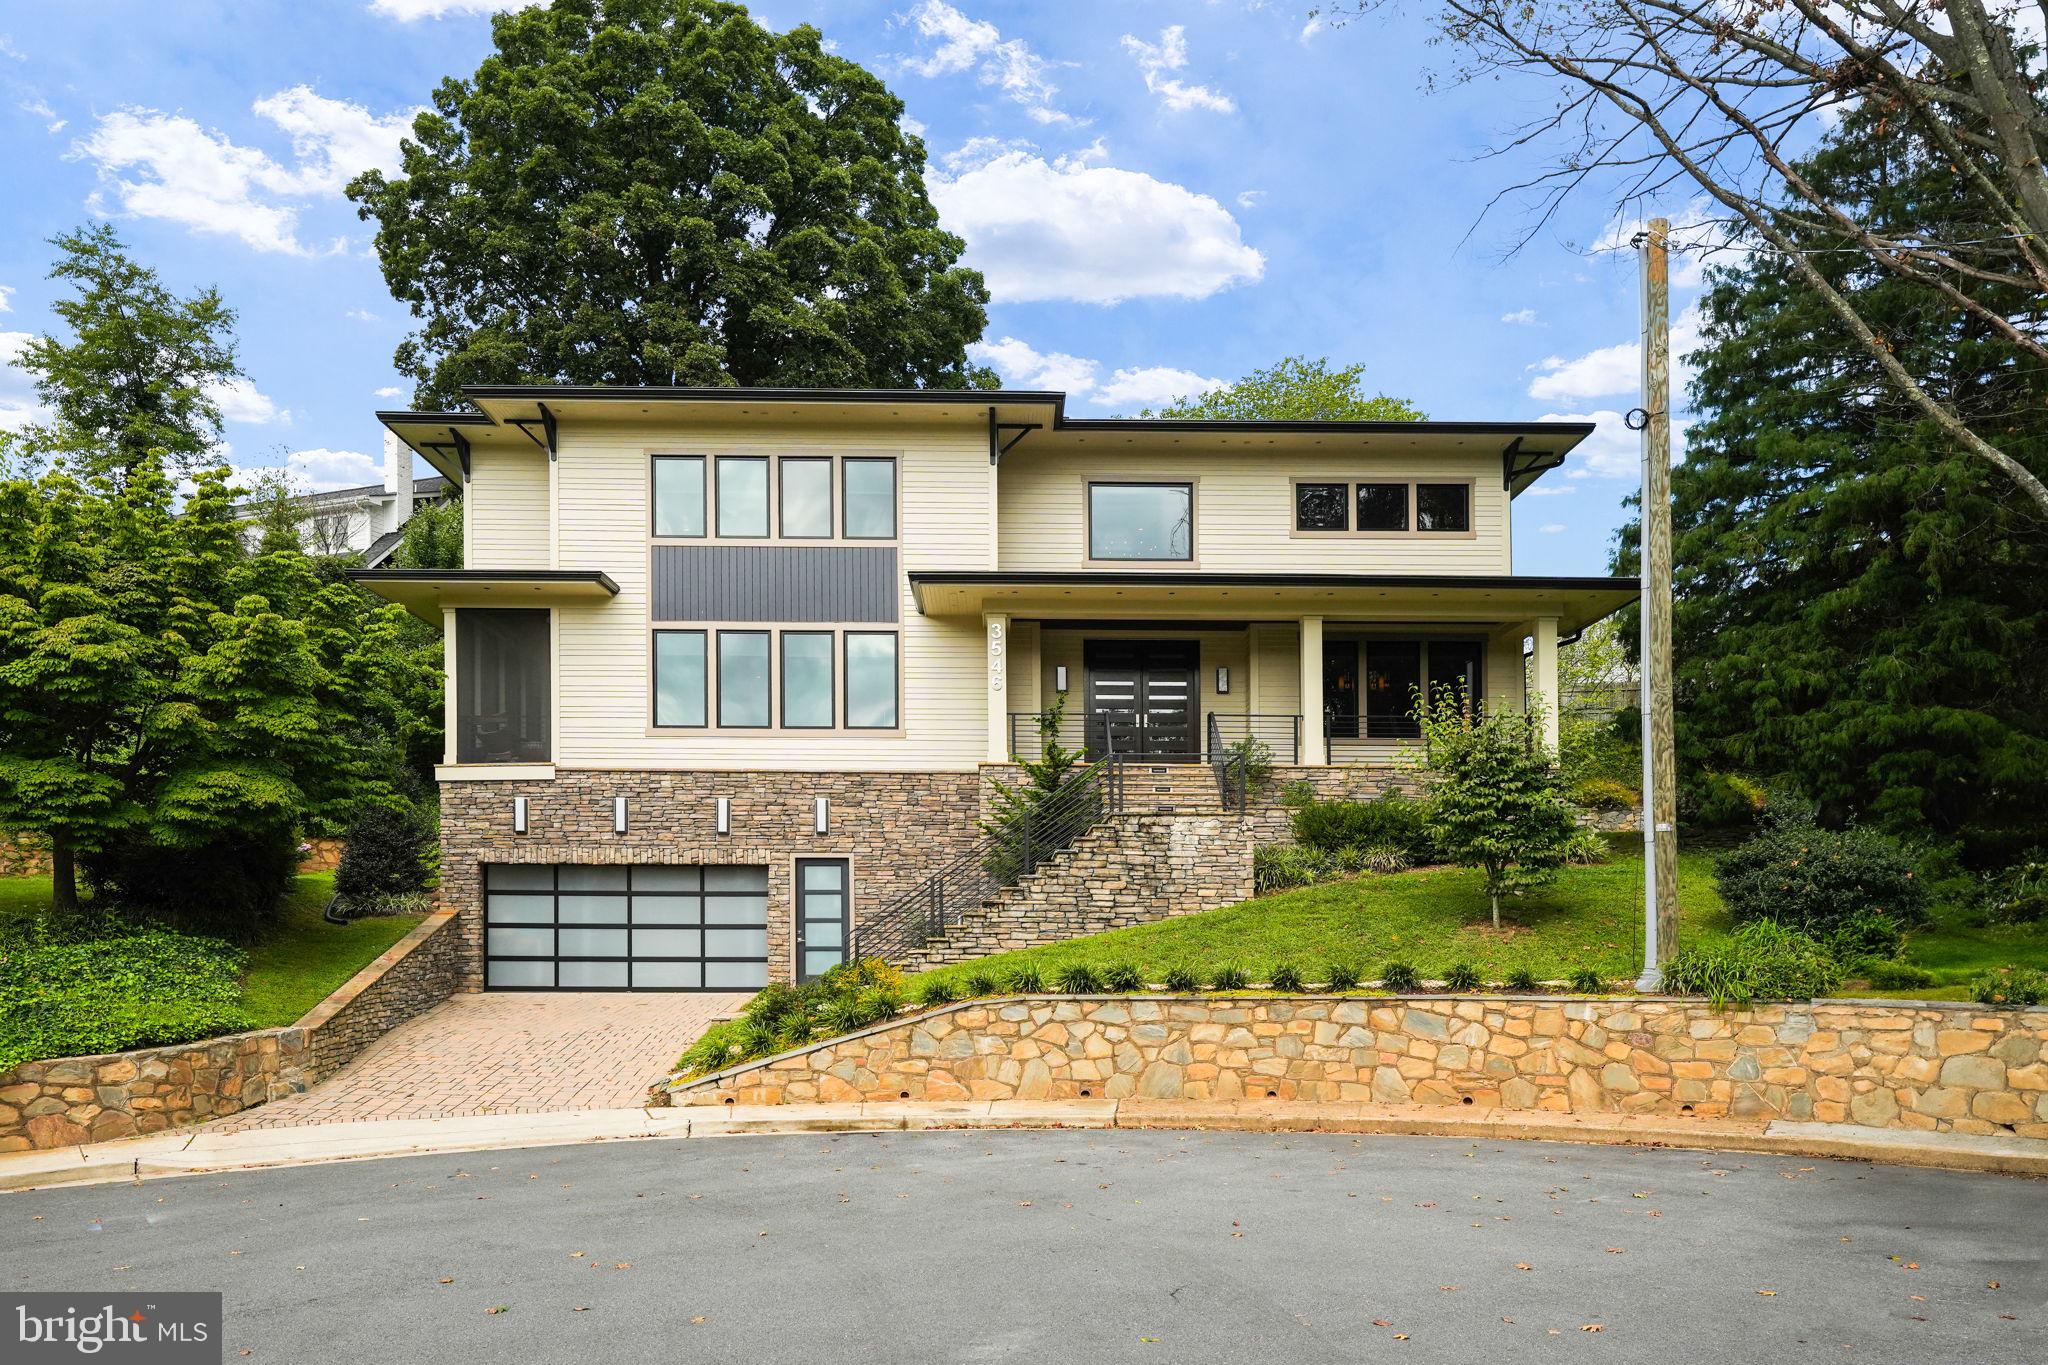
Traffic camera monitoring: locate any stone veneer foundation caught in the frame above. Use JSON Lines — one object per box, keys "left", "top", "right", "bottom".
{"left": 666, "top": 994, "right": 2048, "bottom": 1141}
{"left": 0, "top": 910, "right": 462, "bottom": 1151}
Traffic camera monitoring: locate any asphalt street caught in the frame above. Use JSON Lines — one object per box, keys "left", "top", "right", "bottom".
{"left": 6, "top": 1130, "right": 2043, "bottom": 1364}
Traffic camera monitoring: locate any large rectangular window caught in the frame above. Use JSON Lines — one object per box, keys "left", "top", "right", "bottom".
{"left": 717, "top": 630, "right": 771, "bottom": 727}
{"left": 716, "top": 456, "right": 770, "bottom": 537}
{"left": 842, "top": 458, "right": 897, "bottom": 539}
{"left": 653, "top": 630, "right": 707, "bottom": 728}
{"left": 1416, "top": 483, "right": 1471, "bottom": 533}
{"left": 779, "top": 458, "right": 833, "bottom": 538}
{"left": 844, "top": 632, "right": 899, "bottom": 729}
{"left": 651, "top": 456, "right": 706, "bottom": 537}
{"left": 780, "top": 631, "right": 835, "bottom": 728}
{"left": 1294, "top": 482, "right": 1348, "bottom": 531}
{"left": 1088, "top": 482, "right": 1192, "bottom": 561}
{"left": 1356, "top": 483, "right": 1409, "bottom": 532}
{"left": 456, "top": 608, "right": 550, "bottom": 763}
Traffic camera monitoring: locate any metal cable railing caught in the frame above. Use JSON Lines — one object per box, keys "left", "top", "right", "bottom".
{"left": 852, "top": 754, "right": 1126, "bottom": 964}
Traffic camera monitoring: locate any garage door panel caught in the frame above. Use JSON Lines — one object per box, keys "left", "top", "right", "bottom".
{"left": 484, "top": 862, "right": 768, "bottom": 992}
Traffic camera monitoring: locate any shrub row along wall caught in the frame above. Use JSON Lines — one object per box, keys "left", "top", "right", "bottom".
{"left": 668, "top": 995, "right": 2048, "bottom": 1140}
{"left": 0, "top": 910, "right": 461, "bottom": 1151}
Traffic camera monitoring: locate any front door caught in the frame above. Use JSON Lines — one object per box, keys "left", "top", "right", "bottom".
{"left": 1323, "top": 640, "right": 1360, "bottom": 741}
{"left": 794, "top": 858, "right": 849, "bottom": 984}
{"left": 1084, "top": 640, "right": 1199, "bottom": 758}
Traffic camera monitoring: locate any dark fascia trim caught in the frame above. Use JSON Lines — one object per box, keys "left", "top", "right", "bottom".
{"left": 906, "top": 570, "right": 1638, "bottom": 591}
{"left": 346, "top": 568, "right": 620, "bottom": 595}
{"left": 375, "top": 409, "right": 497, "bottom": 426}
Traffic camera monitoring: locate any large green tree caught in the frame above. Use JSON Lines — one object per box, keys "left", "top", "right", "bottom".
{"left": 16, "top": 224, "right": 241, "bottom": 484}
{"left": 1637, "top": 104, "right": 2048, "bottom": 866}
{"left": 1140, "top": 357, "right": 1424, "bottom": 421}
{"left": 349, "top": 0, "right": 996, "bottom": 407}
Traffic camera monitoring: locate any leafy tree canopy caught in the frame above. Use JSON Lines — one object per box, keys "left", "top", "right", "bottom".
{"left": 1139, "top": 357, "right": 1425, "bottom": 421}
{"left": 1622, "top": 103, "right": 2048, "bottom": 866}
{"left": 349, "top": 0, "right": 997, "bottom": 407}
{"left": 16, "top": 224, "right": 241, "bottom": 484}
{"left": 1416, "top": 692, "right": 1579, "bottom": 929}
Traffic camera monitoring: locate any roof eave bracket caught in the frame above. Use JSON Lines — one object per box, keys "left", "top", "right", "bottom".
{"left": 987, "top": 404, "right": 1041, "bottom": 464}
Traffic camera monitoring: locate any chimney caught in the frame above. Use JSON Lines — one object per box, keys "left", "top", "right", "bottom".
{"left": 383, "top": 430, "right": 413, "bottom": 536}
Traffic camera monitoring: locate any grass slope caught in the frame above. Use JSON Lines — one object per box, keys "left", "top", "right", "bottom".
{"left": 917, "top": 851, "right": 1729, "bottom": 988}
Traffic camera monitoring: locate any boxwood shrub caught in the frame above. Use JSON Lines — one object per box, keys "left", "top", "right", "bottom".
{"left": 1715, "top": 822, "right": 1928, "bottom": 939}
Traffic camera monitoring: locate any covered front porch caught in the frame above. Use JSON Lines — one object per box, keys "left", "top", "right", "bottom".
{"left": 907, "top": 571, "right": 1637, "bottom": 768}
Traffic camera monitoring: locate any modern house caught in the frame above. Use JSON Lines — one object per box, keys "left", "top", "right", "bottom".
{"left": 236, "top": 432, "right": 454, "bottom": 565}
{"left": 352, "top": 388, "right": 1634, "bottom": 993}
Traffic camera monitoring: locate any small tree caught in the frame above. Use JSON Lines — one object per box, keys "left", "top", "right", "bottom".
{"left": 1416, "top": 689, "right": 1579, "bottom": 929}
{"left": 981, "top": 691, "right": 1095, "bottom": 884}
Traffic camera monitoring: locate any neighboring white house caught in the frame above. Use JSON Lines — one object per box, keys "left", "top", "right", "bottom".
{"left": 235, "top": 431, "right": 454, "bottom": 566}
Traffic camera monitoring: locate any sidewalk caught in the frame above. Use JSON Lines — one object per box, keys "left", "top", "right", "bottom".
{"left": 3, "top": 1100, "right": 2043, "bottom": 1192}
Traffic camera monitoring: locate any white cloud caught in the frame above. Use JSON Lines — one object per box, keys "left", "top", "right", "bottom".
{"left": 901, "top": 115, "right": 927, "bottom": 138}
{"left": 73, "top": 87, "right": 415, "bottom": 256}
{"left": 0, "top": 329, "right": 48, "bottom": 432}
{"left": 1525, "top": 302, "right": 1701, "bottom": 404}
{"left": 207, "top": 376, "right": 289, "bottom": 426}
{"left": 1500, "top": 307, "right": 1538, "bottom": 325}
{"left": 0, "top": 285, "right": 11, "bottom": 313}
{"left": 1299, "top": 16, "right": 1324, "bottom": 42}
{"left": 367, "top": 0, "right": 541, "bottom": 19}
{"left": 1235, "top": 189, "right": 1264, "bottom": 210}
{"left": 20, "top": 97, "right": 63, "bottom": 133}
{"left": 1539, "top": 409, "right": 1694, "bottom": 480}
{"left": 901, "top": 2, "right": 1073, "bottom": 125}
{"left": 1587, "top": 199, "right": 1740, "bottom": 288}
{"left": 1539, "top": 523, "right": 1567, "bottom": 534}
{"left": 1121, "top": 26, "right": 1235, "bottom": 114}
{"left": 345, "top": 307, "right": 379, "bottom": 323}
{"left": 374, "top": 385, "right": 406, "bottom": 399}
{"left": 930, "top": 147, "right": 1264, "bottom": 303}
{"left": 969, "top": 335, "right": 1224, "bottom": 411}
{"left": 278, "top": 447, "right": 383, "bottom": 491}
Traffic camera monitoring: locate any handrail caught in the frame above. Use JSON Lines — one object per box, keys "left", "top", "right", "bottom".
{"left": 852, "top": 753, "right": 1126, "bottom": 964}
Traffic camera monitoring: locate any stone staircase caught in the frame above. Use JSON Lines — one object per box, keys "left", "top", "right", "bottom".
{"left": 1117, "top": 760, "right": 1233, "bottom": 814}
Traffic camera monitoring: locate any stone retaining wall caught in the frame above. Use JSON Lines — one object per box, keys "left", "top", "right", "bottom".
{"left": 0, "top": 910, "right": 462, "bottom": 1152}
{"left": 667, "top": 994, "right": 2048, "bottom": 1141}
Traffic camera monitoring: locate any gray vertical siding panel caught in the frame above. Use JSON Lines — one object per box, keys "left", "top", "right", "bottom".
{"left": 652, "top": 545, "right": 899, "bottom": 622}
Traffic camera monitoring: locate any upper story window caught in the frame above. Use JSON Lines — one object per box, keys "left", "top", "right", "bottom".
{"left": 456, "top": 608, "right": 550, "bottom": 763}
{"left": 1088, "top": 481, "right": 1193, "bottom": 561}
{"left": 652, "top": 454, "right": 897, "bottom": 543}
{"left": 1292, "top": 479, "right": 1472, "bottom": 537}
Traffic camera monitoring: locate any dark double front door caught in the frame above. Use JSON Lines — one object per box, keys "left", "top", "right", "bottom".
{"left": 1085, "top": 639, "right": 1199, "bottom": 759}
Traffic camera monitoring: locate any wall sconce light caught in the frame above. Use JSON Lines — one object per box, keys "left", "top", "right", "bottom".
{"left": 512, "top": 796, "right": 528, "bottom": 834}
{"left": 1215, "top": 665, "right": 1231, "bottom": 695}
{"left": 613, "top": 796, "right": 628, "bottom": 835}
{"left": 814, "top": 796, "right": 830, "bottom": 834}
{"left": 1055, "top": 665, "right": 1069, "bottom": 693}
{"left": 715, "top": 796, "right": 730, "bottom": 835}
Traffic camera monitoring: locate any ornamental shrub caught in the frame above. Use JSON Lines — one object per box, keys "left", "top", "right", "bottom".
{"left": 1162, "top": 964, "right": 1202, "bottom": 993}
{"left": 1323, "top": 961, "right": 1361, "bottom": 992}
{"left": 1268, "top": 963, "right": 1305, "bottom": 993}
{"left": 914, "top": 976, "right": 958, "bottom": 1007}
{"left": 1379, "top": 961, "right": 1419, "bottom": 992}
{"left": 1100, "top": 962, "right": 1143, "bottom": 993}
{"left": 1442, "top": 961, "right": 1482, "bottom": 992}
{"left": 1570, "top": 776, "right": 1639, "bottom": 812}
{"left": 1054, "top": 963, "right": 1102, "bottom": 994}
{"left": 1715, "top": 822, "right": 1928, "bottom": 936}
{"left": 1253, "top": 844, "right": 1340, "bottom": 895}
{"left": 1568, "top": 967, "right": 1608, "bottom": 994}
{"left": 1659, "top": 922, "right": 1845, "bottom": 1006}
{"left": 335, "top": 802, "right": 435, "bottom": 907}
{"left": 1971, "top": 965, "right": 2047, "bottom": 1008}
{"left": 1857, "top": 959, "right": 1935, "bottom": 990}
{"left": 1288, "top": 791, "right": 1435, "bottom": 862}
{"left": 1504, "top": 967, "right": 1541, "bottom": 993}
{"left": 1985, "top": 860, "right": 2048, "bottom": 925}
{"left": 961, "top": 970, "right": 999, "bottom": 998}
{"left": 1825, "top": 911, "right": 1906, "bottom": 962}
{"left": 1209, "top": 963, "right": 1249, "bottom": 991}
{"left": 1005, "top": 964, "right": 1045, "bottom": 994}
{"left": 0, "top": 929, "right": 253, "bottom": 1071}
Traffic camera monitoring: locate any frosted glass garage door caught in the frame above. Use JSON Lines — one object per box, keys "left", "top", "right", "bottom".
{"left": 483, "top": 864, "right": 769, "bottom": 991}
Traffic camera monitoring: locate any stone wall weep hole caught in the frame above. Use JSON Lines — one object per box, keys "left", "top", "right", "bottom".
{"left": 0, "top": 910, "right": 462, "bottom": 1152}
{"left": 667, "top": 994, "right": 2048, "bottom": 1141}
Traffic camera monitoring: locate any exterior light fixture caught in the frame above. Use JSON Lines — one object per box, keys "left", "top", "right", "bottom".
{"left": 513, "top": 797, "right": 528, "bottom": 834}
{"left": 613, "top": 796, "right": 628, "bottom": 835}
{"left": 716, "top": 796, "right": 730, "bottom": 835}
{"left": 814, "top": 796, "right": 830, "bottom": 834}
{"left": 1215, "top": 666, "right": 1230, "bottom": 695}
{"left": 1055, "top": 665, "right": 1069, "bottom": 692}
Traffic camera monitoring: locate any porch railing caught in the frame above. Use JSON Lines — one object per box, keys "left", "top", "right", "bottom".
{"left": 1006, "top": 709, "right": 1301, "bottom": 764}
{"left": 852, "top": 753, "right": 1126, "bottom": 964}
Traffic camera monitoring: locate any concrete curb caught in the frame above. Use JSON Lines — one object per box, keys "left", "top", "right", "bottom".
{"left": 2, "top": 1100, "right": 2041, "bottom": 1192}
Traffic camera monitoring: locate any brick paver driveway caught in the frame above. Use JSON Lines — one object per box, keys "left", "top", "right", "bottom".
{"left": 213, "top": 992, "right": 747, "bottom": 1131}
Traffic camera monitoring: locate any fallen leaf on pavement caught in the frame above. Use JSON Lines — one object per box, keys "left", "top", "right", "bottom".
{"left": 1581, "top": 1324, "right": 1604, "bottom": 1333}
{"left": 1372, "top": 1319, "right": 1393, "bottom": 1328}
{"left": 437, "top": 1278, "right": 453, "bottom": 1286}
{"left": 486, "top": 1306, "right": 509, "bottom": 1315}
{"left": 1514, "top": 1264, "right": 1532, "bottom": 1272}
{"left": 691, "top": 1317, "right": 706, "bottom": 1325}
{"left": 1756, "top": 1290, "right": 1776, "bottom": 1297}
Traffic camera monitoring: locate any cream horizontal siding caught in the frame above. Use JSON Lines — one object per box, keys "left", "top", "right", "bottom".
{"left": 549, "top": 418, "right": 992, "bottom": 771}
{"left": 1250, "top": 624, "right": 1302, "bottom": 718}
{"left": 997, "top": 451, "right": 1511, "bottom": 574}
{"left": 466, "top": 447, "right": 552, "bottom": 568}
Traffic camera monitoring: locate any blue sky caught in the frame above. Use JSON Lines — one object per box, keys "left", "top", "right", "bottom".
{"left": 0, "top": 0, "right": 1703, "bottom": 575}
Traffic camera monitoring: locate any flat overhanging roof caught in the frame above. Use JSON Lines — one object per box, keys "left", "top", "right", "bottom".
{"left": 347, "top": 569, "right": 619, "bottom": 623}
{"left": 906, "top": 571, "right": 1638, "bottom": 636}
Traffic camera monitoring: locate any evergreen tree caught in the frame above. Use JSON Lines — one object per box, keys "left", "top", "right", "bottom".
{"left": 1626, "top": 104, "right": 2048, "bottom": 865}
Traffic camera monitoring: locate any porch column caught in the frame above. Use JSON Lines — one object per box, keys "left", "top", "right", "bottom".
{"left": 1531, "top": 615, "right": 1561, "bottom": 755}
{"left": 985, "top": 611, "right": 1010, "bottom": 762}
{"left": 441, "top": 607, "right": 459, "bottom": 767}
{"left": 1298, "top": 616, "right": 1326, "bottom": 765}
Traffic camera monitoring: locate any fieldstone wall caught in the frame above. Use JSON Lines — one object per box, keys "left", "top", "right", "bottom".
{"left": 0, "top": 831, "right": 51, "bottom": 877}
{"left": 667, "top": 995, "right": 2048, "bottom": 1141}
{"left": 901, "top": 814, "right": 1256, "bottom": 972}
{"left": 439, "top": 769, "right": 985, "bottom": 988}
{"left": 0, "top": 911, "right": 463, "bottom": 1152}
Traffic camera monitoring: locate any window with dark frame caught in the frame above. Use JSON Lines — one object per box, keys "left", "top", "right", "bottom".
{"left": 715, "top": 456, "right": 770, "bottom": 537}
{"left": 653, "top": 630, "right": 707, "bottom": 728}
{"left": 651, "top": 456, "right": 706, "bottom": 537}
{"left": 456, "top": 608, "right": 551, "bottom": 763}
{"left": 780, "top": 631, "right": 835, "bottom": 728}
{"left": 716, "top": 630, "right": 771, "bottom": 727}
{"left": 1294, "top": 482, "right": 1349, "bottom": 531}
{"left": 482, "top": 863, "right": 769, "bottom": 991}
{"left": 1355, "top": 483, "right": 1410, "bottom": 532}
{"left": 1089, "top": 482, "right": 1193, "bottom": 560}
{"left": 778, "top": 458, "right": 833, "bottom": 538}
{"left": 1416, "top": 483, "right": 1471, "bottom": 533}
{"left": 842, "top": 458, "right": 897, "bottom": 539}
{"left": 795, "top": 858, "right": 850, "bottom": 983}
{"left": 844, "top": 631, "right": 899, "bottom": 728}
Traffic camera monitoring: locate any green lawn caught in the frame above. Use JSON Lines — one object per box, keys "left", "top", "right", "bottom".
{"left": 1848, "top": 898, "right": 2048, "bottom": 1000}
{"left": 917, "top": 850, "right": 1731, "bottom": 989}
{"left": 0, "top": 872, "right": 422, "bottom": 1028}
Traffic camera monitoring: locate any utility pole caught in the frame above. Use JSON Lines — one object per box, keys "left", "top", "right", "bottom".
{"left": 1635, "top": 217, "right": 1680, "bottom": 991}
